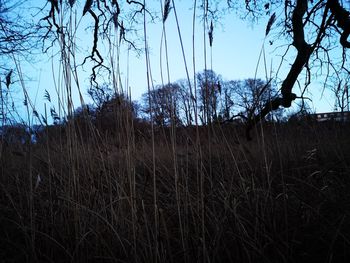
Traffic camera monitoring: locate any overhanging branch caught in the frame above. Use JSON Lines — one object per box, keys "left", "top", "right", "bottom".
{"left": 246, "top": 0, "right": 350, "bottom": 140}
{"left": 246, "top": 0, "right": 312, "bottom": 139}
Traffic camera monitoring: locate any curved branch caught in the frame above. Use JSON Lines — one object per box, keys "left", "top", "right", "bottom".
{"left": 245, "top": 0, "right": 344, "bottom": 140}
{"left": 246, "top": 0, "right": 313, "bottom": 139}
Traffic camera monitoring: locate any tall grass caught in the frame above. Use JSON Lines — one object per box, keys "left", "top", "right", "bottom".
{"left": 2, "top": 119, "right": 350, "bottom": 262}
{"left": 1, "top": 2, "right": 350, "bottom": 263}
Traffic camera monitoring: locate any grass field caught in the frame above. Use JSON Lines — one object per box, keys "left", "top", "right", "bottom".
{"left": 2, "top": 0, "right": 350, "bottom": 262}
{"left": 1, "top": 119, "right": 350, "bottom": 262}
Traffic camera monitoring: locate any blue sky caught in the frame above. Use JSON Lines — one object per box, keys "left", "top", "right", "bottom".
{"left": 12, "top": 1, "right": 336, "bottom": 124}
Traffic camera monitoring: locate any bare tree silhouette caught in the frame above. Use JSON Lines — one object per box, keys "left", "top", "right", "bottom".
{"left": 38, "top": 0, "right": 350, "bottom": 138}
{"left": 242, "top": 0, "right": 350, "bottom": 138}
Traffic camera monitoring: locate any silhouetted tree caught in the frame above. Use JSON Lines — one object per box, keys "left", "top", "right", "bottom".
{"left": 88, "top": 83, "right": 114, "bottom": 110}
{"left": 176, "top": 79, "right": 195, "bottom": 126}
{"left": 239, "top": 0, "right": 350, "bottom": 137}
{"left": 39, "top": 0, "right": 350, "bottom": 137}
{"left": 96, "top": 93, "right": 139, "bottom": 132}
{"left": 142, "top": 83, "right": 182, "bottom": 126}
{"left": 197, "top": 69, "right": 221, "bottom": 124}
{"left": 0, "top": 0, "right": 37, "bottom": 125}
{"left": 216, "top": 81, "right": 235, "bottom": 122}
{"left": 228, "top": 79, "right": 276, "bottom": 119}
{"left": 329, "top": 76, "right": 350, "bottom": 113}
{"left": 0, "top": 0, "right": 35, "bottom": 59}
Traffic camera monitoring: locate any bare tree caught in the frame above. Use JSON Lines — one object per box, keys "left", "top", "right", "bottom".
{"left": 238, "top": 0, "right": 350, "bottom": 138}
{"left": 96, "top": 92, "right": 139, "bottom": 131}
{"left": 231, "top": 79, "right": 277, "bottom": 119}
{"left": 176, "top": 79, "right": 195, "bottom": 126}
{"left": 217, "top": 81, "right": 235, "bottom": 122}
{"left": 0, "top": 0, "right": 38, "bottom": 125}
{"left": 0, "top": 0, "right": 35, "bottom": 59}
{"left": 142, "top": 83, "right": 182, "bottom": 127}
{"left": 330, "top": 76, "right": 350, "bottom": 113}
{"left": 39, "top": 0, "right": 350, "bottom": 137}
{"left": 197, "top": 69, "right": 221, "bottom": 124}
{"left": 87, "top": 83, "right": 115, "bottom": 110}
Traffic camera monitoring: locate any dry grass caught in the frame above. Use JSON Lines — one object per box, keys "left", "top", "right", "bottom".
{"left": 1, "top": 120, "right": 350, "bottom": 263}
{"left": 1, "top": 2, "right": 350, "bottom": 262}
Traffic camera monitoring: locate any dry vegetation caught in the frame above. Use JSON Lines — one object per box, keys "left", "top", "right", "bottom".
{"left": 2, "top": 1, "right": 350, "bottom": 262}
{"left": 1, "top": 116, "right": 350, "bottom": 262}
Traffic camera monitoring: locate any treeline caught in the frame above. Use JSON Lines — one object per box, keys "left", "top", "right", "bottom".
{"left": 0, "top": 70, "right": 306, "bottom": 145}
{"left": 85, "top": 69, "right": 283, "bottom": 127}
{"left": 141, "top": 70, "right": 282, "bottom": 126}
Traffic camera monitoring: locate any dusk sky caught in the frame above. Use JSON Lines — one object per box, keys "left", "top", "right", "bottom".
{"left": 15, "top": 0, "right": 337, "bottom": 124}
